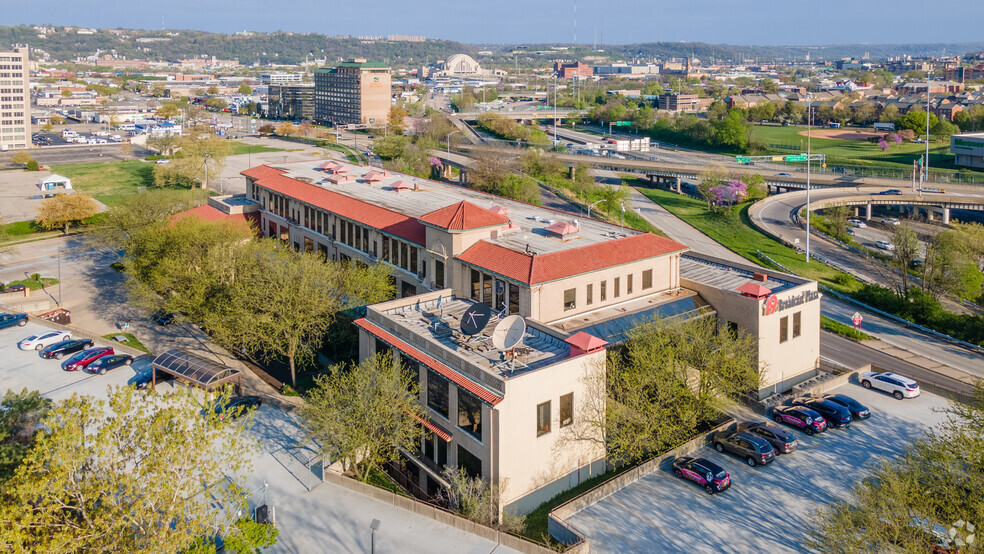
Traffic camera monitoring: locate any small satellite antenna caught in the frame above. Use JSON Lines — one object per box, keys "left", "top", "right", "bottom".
{"left": 492, "top": 315, "right": 526, "bottom": 351}
{"left": 460, "top": 302, "right": 492, "bottom": 336}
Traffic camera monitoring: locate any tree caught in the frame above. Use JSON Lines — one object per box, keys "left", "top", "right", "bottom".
{"left": 595, "top": 183, "right": 629, "bottom": 216}
{"left": 60, "top": 89, "right": 72, "bottom": 98}
{"left": 159, "top": 130, "right": 233, "bottom": 190}
{"left": 932, "top": 118, "right": 958, "bottom": 141}
{"left": 237, "top": 83, "right": 253, "bottom": 95}
{"left": 697, "top": 164, "right": 727, "bottom": 211}
{"left": 89, "top": 188, "right": 203, "bottom": 251}
{"left": 712, "top": 109, "right": 749, "bottom": 151}
{"left": 808, "top": 383, "right": 984, "bottom": 553}
{"left": 879, "top": 104, "right": 899, "bottom": 123}
{"left": 825, "top": 205, "right": 853, "bottom": 242}
{"left": 890, "top": 223, "right": 920, "bottom": 299}
{"left": 896, "top": 109, "right": 938, "bottom": 134}
{"left": 851, "top": 101, "right": 877, "bottom": 125}
{"left": 147, "top": 134, "right": 181, "bottom": 156}
{"left": 9, "top": 151, "right": 32, "bottom": 167}
{"left": 207, "top": 240, "right": 395, "bottom": 387}
{"left": 119, "top": 141, "right": 132, "bottom": 161}
{"left": 441, "top": 468, "right": 525, "bottom": 533}
{"left": 297, "top": 122, "right": 314, "bottom": 137}
{"left": 206, "top": 85, "right": 219, "bottom": 95}
{"left": 156, "top": 102, "right": 180, "bottom": 119}
{"left": 149, "top": 82, "right": 167, "bottom": 97}
{"left": 257, "top": 124, "right": 276, "bottom": 136}
{"left": 49, "top": 114, "right": 65, "bottom": 125}
{"left": 35, "top": 194, "right": 99, "bottom": 234}
{"left": 0, "top": 389, "right": 51, "bottom": 483}
{"left": 204, "top": 98, "right": 228, "bottom": 111}
{"left": 0, "top": 386, "right": 261, "bottom": 553}
{"left": 923, "top": 230, "right": 983, "bottom": 300}
{"left": 389, "top": 104, "right": 408, "bottom": 133}
{"left": 300, "top": 353, "right": 422, "bottom": 482}
{"left": 275, "top": 122, "right": 296, "bottom": 137}
{"left": 372, "top": 135, "right": 409, "bottom": 160}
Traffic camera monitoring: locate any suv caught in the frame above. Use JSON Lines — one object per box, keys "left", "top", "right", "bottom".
{"left": 860, "top": 371, "right": 920, "bottom": 399}
{"left": 792, "top": 397, "right": 853, "bottom": 428}
{"left": 0, "top": 313, "right": 28, "bottom": 329}
{"left": 773, "top": 405, "right": 827, "bottom": 435}
{"left": 711, "top": 430, "right": 776, "bottom": 466}
{"left": 736, "top": 421, "right": 798, "bottom": 455}
{"left": 817, "top": 393, "right": 871, "bottom": 420}
{"left": 672, "top": 457, "right": 731, "bottom": 495}
{"left": 847, "top": 219, "right": 867, "bottom": 228}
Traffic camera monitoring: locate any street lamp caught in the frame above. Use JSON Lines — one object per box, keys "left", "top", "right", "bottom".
{"left": 369, "top": 519, "right": 381, "bottom": 554}
{"left": 445, "top": 130, "right": 460, "bottom": 176}
{"left": 805, "top": 94, "right": 812, "bottom": 263}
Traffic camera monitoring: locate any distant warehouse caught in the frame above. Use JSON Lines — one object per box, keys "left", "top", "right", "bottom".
{"left": 951, "top": 133, "right": 984, "bottom": 169}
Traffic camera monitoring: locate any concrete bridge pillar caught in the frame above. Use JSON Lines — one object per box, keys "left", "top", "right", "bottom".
{"left": 865, "top": 203, "right": 872, "bottom": 221}
{"left": 854, "top": 206, "right": 860, "bottom": 217}
{"left": 570, "top": 166, "right": 576, "bottom": 180}
{"left": 926, "top": 209, "right": 934, "bottom": 221}
{"left": 459, "top": 170, "right": 467, "bottom": 185}
{"left": 675, "top": 177, "right": 682, "bottom": 193}
{"left": 943, "top": 207, "right": 951, "bottom": 225}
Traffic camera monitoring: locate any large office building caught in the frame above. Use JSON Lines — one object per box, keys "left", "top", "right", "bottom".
{"left": 236, "top": 159, "right": 821, "bottom": 514}
{"left": 951, "top": 133, "right": 984, "bottom": 168}
{"left": 267, "top": 83, "right": 314, "bottom": 120}
{"left": 0, "top": 47, "right": 30, "bottom": 151}
{"left": 313, "top": 59, "right": 391, "bottom": 126}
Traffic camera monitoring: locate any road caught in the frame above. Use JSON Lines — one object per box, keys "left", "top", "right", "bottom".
{"left": 0, "top": 143, "right": 152, "bottom": 169}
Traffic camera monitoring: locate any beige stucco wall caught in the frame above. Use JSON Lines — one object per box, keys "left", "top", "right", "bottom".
{"left": 360, "top": 69, "right": 391, "bottom": 125}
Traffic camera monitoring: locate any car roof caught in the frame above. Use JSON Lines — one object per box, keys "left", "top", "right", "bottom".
{"left": 881, "top": 372, "right": 917, "bottom": 385}
{"left": 692, "top": 458, "right": 725, "bottom": 473}
{"left": 736, "top": 432, "right": 771, "bottom": 448}
{"left": 744, "top": 421, "right": 793, "bottom": 437}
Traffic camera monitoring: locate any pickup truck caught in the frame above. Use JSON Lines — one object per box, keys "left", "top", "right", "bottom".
{"left": 0, "top": 313, "right": 29, "bottom": 330}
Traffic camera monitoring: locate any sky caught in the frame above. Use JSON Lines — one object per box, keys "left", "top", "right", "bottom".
{"left": 6, "top": 0, "right": 984, "bottom": 46}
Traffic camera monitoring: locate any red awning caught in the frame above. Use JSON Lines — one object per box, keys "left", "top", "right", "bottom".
{"left": 409, "top": 412, "right": 452, "bottom": 441}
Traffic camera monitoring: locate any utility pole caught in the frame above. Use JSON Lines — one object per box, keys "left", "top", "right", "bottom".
{"left": 805, "top": 95, "right": 812, "bottom": 263}
{"left": 924, "top": 85, "right": 931, "bottom": 195}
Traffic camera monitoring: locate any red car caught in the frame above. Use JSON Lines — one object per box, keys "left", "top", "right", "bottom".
{"left": 62, "top": 346, "right": 114, "bottom": 372}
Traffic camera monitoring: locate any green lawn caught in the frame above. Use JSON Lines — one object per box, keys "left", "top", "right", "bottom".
{"left": 101, "top": 332, "right": 150, "bottom": 354}
{"left": 3, "top": 277, "right": 58, "bottom": 291}
{"left": 636, "top": 187, "right": 862, "bottom": 293}
{"left": 226, "top": 141, "right": 284, "bottom": 156}
{"left": 0, "top": 220, "right": 41, "bottom": 235}
{"left": 51, "top": 160, "right": 155, "bottom": 206}
{"left": 820, "top": 315, "right": 873, "bottom": 342}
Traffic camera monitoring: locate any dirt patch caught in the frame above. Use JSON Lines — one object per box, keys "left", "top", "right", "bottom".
{"left": 797, "top": 129, "right": 884, "bottom": 141}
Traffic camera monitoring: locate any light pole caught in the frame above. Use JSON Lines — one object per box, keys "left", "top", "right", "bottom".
{"left": 446, "top": 130, "right": 460, "bottom": 178}
{"left": 924, "top": 85, "right": 931, "bottom": 194}
{"left": 370, "top": 519, "right": 381, "bottom": 554}
{"left": 586, "top": 199, "right": 604, "bottom": 219}
{"left": 553, "top": 76, "right": 558, "bottom": 147}
{"left": 805, "top": 94, "right": 812, "bottom": 263}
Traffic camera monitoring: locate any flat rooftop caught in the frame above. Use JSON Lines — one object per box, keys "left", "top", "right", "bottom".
{"left": 267, "top": 160, "right": 644, "bottom": 257}
{"left": 680, "top": 255, "right": 799, "bottom": 295}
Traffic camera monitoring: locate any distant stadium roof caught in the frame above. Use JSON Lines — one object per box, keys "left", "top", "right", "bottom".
{"left": 151, "top": 349, "right": 242, "bottom": 391}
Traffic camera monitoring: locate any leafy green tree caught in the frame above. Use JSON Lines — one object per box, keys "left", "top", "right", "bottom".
{"left": 712, "top": 109, "right": 749, "bottom": 151}
{"left": 931, "top": 118, "right": 958, "bottom": 141}
{"left": 697, "top": 164, "right": 726, "bottom": 211}
{"left": 150, "top": 82, "right": 167, "bottom": 97}
{"left": 879, "top": 104, "right": 900, "bottom": 124}
{"left": 10, "top": 151, "right": 32, "bottom": 167}
{"left": 923, "top": 229, "right": 983, "bottom": 300}
{"left": 595, "top": 183, "right": 629, "bottom": 217}
{"left": 156, "top": 102, "right": 180, "bottom": 119}
{"left": 896, "top": 109, "right": 938, "bottom": 134}
{"left": 0, "top": 389, "right": 51, "bottom": 483}
{"left": 0, "top": 386, "right": 259, "bottom": 553}
{"left": 206, "top": 85, "right": 219, "bottom": 95}
{"left": 372, "top": 135, "right": 409, "bottom": 160}
{"left": 301, "top": 353, "right": 422, "bottom": 482}
{"left": 35, "top": 193, "right": 99, "bottom": 234}
{"left": 204, "top": 97, "right": 228, "bottom": 110}
{"left": 825, "top": 205, "right": 853, "bottom": 242}
{"left": 90, "top": 188, "right": 204, "bottom": 251}
{"left": 237, "top": 83, "right": 253, "bottom": 95}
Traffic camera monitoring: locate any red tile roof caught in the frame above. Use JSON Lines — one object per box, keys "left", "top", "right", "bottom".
{"left": 418, "top": 200, "right": 510, "bottom": 232}
{"left": 409, "top": 412, "right": 452, "bottom": 441}
{"left": 565, "top": 331, "right": 608, "bottom": 353}
{"left": 354, "top": 318, "right": 503, "bottom": 406}
{"left": 457, "top": 233, "right": 689, "bottom": 285}
{"left": 243, "top": 165, "right": 426, "bottom": 245}
{"left": 168, "top": 204, "right": 260, "bottom": 233}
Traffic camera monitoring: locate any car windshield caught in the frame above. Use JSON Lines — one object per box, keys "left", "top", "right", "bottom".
{"left": 66, "top": 350, "right": 89, "bottom": 363}
{"left": 714, "top": 470, "right": 727, "bottom": 479}
{"left": 23, "top": 335, "right": 38, "bottom": 341}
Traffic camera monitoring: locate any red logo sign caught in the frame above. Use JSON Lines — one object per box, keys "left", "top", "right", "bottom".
{"left": 764, "top": 295, "right": 779, "bottom": 316}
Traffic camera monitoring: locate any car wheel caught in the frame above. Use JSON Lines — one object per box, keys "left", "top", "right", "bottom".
{"left": 17, "top": 320, "right": 26, "bottom": 326}
{"left": 704, "top": 485, "right": 715, "bottom": 495}
{"left": 125, "top": 358, "right": 132, "bottom": 366}
{"left": 99, "top": 368, "right": 106, "bottom": 375}
{"left": 35, "top": 344, "right": 43, "bottom": 350}
{"left": 715, "top": 442, "right": 724, "bottom": 453}
{"left": 894, "top": 391, "right": 904, "bottom": 400}
{"left": 773, "top": 448, "right": 781, "bottom": 456}
{"left": 773, "top": 414, "right": 783, "bottom": 424}
{"left": 54, "top": 352, "right": 63, "bottom": 360}
{"left": 861, "top": 380, "right": 872, "bottom": 389}
{"left": 746, "top": 457, "right": 756, "bottom": 467}
{"left": 804, "top": 427, "right": 815, "bottom": 436}
{"left": 673, "top": 469, "right": 683, "bottom": 479}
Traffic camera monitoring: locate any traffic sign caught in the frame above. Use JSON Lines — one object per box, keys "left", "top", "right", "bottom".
{"left": 614, "top": 121, "right": 631, "bottom": 126}
{"left": 736, "top": 156, "right": 752, "bottom": 163}
{"left": 852, "top": 312, "right": 863, "bottom": 329}
{"left": 785, "top": 154, "right": 808, "bottom": 162}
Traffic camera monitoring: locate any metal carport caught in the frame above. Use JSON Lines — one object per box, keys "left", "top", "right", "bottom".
{"left": 150, "top": 349, "right": 242, "bottom": 393}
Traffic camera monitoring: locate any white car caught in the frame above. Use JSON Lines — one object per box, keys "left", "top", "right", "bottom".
{"left": 860, "top": 371, "right": 920, "bottom": 400}
{"left": 847, "top": 219, "right": 867, "bottom": 228}
{"left": 875, "top": 240, "right": 896, "bottom": 251}
{"left": 881, "top": 217, "right": 900, "bottom": 225}
{"left": 18, "top": 330, "right": 72, "bottom": 351}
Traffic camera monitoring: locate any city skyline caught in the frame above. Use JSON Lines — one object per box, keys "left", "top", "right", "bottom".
{"left": 8, "top": 0, "right": 984, "bottom": 47}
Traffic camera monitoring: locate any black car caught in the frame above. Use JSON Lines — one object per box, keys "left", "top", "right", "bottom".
{"left": 876, "top": 189, "right": 903, "bottom": 195}
{"left": 212, "top": 396, "right": 263, "bottom": 421}
{"left": 86, "top": 354, "right": 134, "bottom": 375}
{"left": 711, "top": 430, "right": 776, "bottom": 467}
{"left": 151, "top": 309, "right": 176, "bottom": 326}
{"left": 133, "top": 369, "right": 175, "bottom": 390}
{"left": 672, "top": 457, "right": 731, "bottom": 495}
{"left": 792, "top": 397, "right": 853, "bottom": 428}
{"left": 773, "top": 405, "right": 827, "bottom": 435}
{"left": 818, "top": 393, "right": 871, "bottom": 420}
{"left": 736, "top": 421, "right": 798, "bottom": 455}
{"left": 40, "top": 338, "right": 94, "bottom": 360}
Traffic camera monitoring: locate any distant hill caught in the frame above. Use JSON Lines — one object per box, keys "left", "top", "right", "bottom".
{"left": 4, "top": 25, "right": 984, "bottom": 68}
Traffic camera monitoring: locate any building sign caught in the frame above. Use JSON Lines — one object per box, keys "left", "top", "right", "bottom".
{"left": 763, "top": 290, "right": 820, "bottom": 316}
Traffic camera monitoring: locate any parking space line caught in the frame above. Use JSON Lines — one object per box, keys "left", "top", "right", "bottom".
{"left": 575, "top": 509, "right": 643, "bottom": 552}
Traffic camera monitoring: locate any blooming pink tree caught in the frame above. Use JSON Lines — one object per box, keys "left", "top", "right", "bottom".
{"left": 890, "top": 133, "right": 903, "bottom": 147}
{"left": 878, "top": 136, "right": 890, "bottom": 151}
{"left": 709, "top": 179, "right": 748, "bottom": 211}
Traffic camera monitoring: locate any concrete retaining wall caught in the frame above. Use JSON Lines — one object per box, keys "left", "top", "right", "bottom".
{"left": 322, "top": 471, "right": 558, "bottom": 554}
{"left": 547, "top": 418, "right": 735, "bottom": 547}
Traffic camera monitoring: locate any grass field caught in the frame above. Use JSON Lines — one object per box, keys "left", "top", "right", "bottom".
{"left": 101, "top": 332, "right": 150, "bottom": 354}
{"left": 3, "top": 276, "right": 58, "bottom": 290}
{"left": 635, "top": 186, "right": 862, "bottom": 293}
{"left": 226, "top": 141, "right": 284, "bottom": 156}
{"left": 51, "top": 160, "right": 155, "bottom": 206}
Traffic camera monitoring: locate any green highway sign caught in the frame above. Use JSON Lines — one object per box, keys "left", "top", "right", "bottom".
{"left": 785, "top": 154, "right": 808, "bottom": 161}
{"left": 614, "top": 121, "right": 631, "bottom": 126}
{"left": 736, "top": 156, "right": 751, "bottom": 163}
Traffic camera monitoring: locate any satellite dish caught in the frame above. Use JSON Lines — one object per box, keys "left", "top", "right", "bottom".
{"left": 492, "top": 315, "right": 526, "bottom": 350}
{"left": 460, "top": 302, "right": 492, "bottom": 336}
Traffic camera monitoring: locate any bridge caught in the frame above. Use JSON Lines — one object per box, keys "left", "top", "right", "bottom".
{"left": 809, "top": 192, "right": 984, "bottom": 224}
{"left": 454, "top": 108, "right": 576, "bottom": 122}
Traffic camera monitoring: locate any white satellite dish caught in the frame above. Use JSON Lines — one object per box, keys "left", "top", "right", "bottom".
{"left": 492, "top": 315, "right": 526, "bottom": 351}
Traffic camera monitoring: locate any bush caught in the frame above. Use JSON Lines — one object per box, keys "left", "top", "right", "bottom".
{"left": 25, "top": 160, "right": 39, "bottom": 171}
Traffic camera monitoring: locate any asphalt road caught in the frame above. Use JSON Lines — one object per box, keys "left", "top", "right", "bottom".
{"left": 0, "top": 143, "right": 151, "bottom": 168}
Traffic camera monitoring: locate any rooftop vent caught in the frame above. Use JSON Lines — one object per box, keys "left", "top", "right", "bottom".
{"left": 752, "top": 272, "right": 769, "bottom": 282}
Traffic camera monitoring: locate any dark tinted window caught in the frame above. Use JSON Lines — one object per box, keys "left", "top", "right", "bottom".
{"left": 427, "top": 369, "right": 449, "bottom": 419}
{"left": 457, "top": 445, "right": 482, "bottom": 479}
{"left": 457, "top": 388, "right": 482, "bottom": 441}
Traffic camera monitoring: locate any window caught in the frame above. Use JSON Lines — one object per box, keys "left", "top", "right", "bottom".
{"left": 410, "top": 247, "right": 418, "bottom": 274}
{"left": 402, "top": 356, "right": 420, "bottom": 392}
{"left": 563, "top": 288, "right": 576, "bottom": 311}
{"left": 457, "top": 445, "right": 482, "bottom": 479}
{"left": 509, "top": 283, "right": 520, "bottom": 314}
{"left": 427, "top": 369, "right": 449, "bottom": 419}
{"left": 482, "top": 273, "right": 493, "bottom": 304}
{"left": 375, "top": 338, "right": 389, "bottom": 357}
{"left": 627, "top": 274, "right": 633, "bottom": 295}
{"left": 471, "top": 269, "right": 481, "bottom": 301}
{"left": 537, "top": 401, "right": 551, "bottom": 436}
{"left": 614, "top": 277, "right": 621, "bottom": 298}
{"left": 363, "top": 228, "right": 369, "bottom": 253}
{"left": 382, "top": 236, "right": 390, "bottom": 262}
{"left": 435, "top": 260, "right": 445, "bottom": 288}
{"left": 401, "top": 242, "right": 409, "bottom": 270}
{"left": 457, "top": 388, "right": 483, "bottom": 441}
{"left": 354, "top": 224, "right": 361, "bottom": 251}
{"left": 793, "top": 311, "right": 802, "bottom": 338}
{"left": 586, "top": 284, "right": 593, "bottom": 305}
{"left": 642, "top": 269, "right": 653, "bottom": 289}
{"left": 779, "top": 316, "right": 789, "bottom": 343}
{"left": 600, "top": 280, "right": 607, "bottom": 301}
{"left": 727, "top": 320, "right": 739, "bottom": 337}
{"left": 560, "top": 393, "right": 573, "bottom": 428}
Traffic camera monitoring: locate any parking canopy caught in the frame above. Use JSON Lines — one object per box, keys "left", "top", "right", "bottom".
{"left": 151, "top": 349, "right": 242, "bottom": 391}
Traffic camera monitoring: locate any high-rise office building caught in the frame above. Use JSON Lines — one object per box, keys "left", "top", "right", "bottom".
{"left": 0, "top": 47, "right": 30, "bottom": 150}
{"left": 314, "top": 59, "right": 390, "bottom": 126}
{"left": 268, "top": 83, "right": 315, "bottom": 120}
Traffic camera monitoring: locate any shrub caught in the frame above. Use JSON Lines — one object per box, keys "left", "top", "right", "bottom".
{"left": 25, "top": 160, "right": 39, "bottom": 171}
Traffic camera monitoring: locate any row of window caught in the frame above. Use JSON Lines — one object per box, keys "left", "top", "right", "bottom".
{"left": 563, "top": 269, "right": 655, "bottom": 311}
{"left": 779, "top": 311, "right": 803, "bottom": 343}
{"left": 537, "top": 393, "right": 574, "bottom": 437}
{"left": 469, "top": 269, "right": 520, "bottom": 315}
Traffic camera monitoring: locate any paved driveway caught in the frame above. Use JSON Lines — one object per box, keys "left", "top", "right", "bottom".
{"left": 565, "top": 384, "right": 952, "bottom": 553}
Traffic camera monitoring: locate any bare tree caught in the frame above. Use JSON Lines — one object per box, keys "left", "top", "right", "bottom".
{"left": 890, "top": 224, "right": 920, "bottom": 298}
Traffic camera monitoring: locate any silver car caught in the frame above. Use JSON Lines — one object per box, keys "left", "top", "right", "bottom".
{"left": 18, "top": 330, "right": 72, "bottom": 351}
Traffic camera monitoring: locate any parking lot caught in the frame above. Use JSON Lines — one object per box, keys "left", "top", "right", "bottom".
{"left": 565, "top": 383, "right": 952, "bottom": 553}
{"left": 0, "top": 320, "right": 156, "bottom": 401}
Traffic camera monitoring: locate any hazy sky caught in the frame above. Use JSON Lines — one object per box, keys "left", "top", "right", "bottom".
{"left": 7, "top": 0, "right": 983, "bottom": 45}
